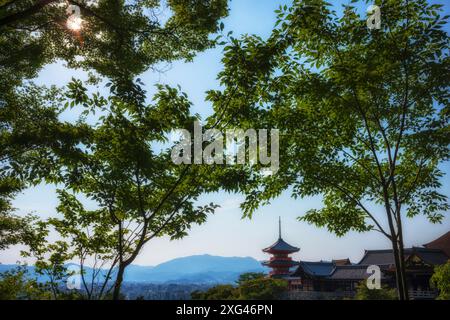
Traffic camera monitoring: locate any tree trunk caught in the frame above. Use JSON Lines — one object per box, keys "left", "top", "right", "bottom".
{"left": 383, "top": 203, "right": 405, "bottom": 299}
{"left": 382, "top": 190, "right": 407, "bottom": 300}
{"left": 112, "top": 264, "right": 125, "bottom": 300}
{"left": 396, "top": 219, "right": 410, "bottom": 300}
{"left": 390, "top": 237, "right": 406, "bottom": 300}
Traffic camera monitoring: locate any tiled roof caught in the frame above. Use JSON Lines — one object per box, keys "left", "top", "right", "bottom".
{"left": 262, "top": 259, "right": 300, "bottom": 266}
{"left": 358, "top": 250, "right": 395, "bottom": 266}
{"left": 424, "top": 231, "right": 450, "bottom": 258}
{"left": 294, "top": 261, "right": 335, "bottom": 277}
{"left": 291, "top": 246, "right": 448, "bottom": 281}
{"left": 409, "top": 247, "right": 449, "bottom": 265}
{"left": 332, "top": 258, "right": 351, "bottom": 266}
{"left": 329, "top": 265, "right": 389, "bottom": 280}
{"left": 262, "top": 238, "right": 300, "bottom": 253}
{"left": 358, "top": 247, "right": 448, "bottom": 266}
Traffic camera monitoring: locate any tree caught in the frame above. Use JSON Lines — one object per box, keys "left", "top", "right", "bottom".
{"left": 20, "top": 217, "right": 77, "bottom": 300}
{"left": 0, "top": 182, "right": 36, "bottom": 249}
{"left": 0, "top": 264, "right": 85, "bottom": 300}
{"left": 0, "top": 0, "right": 229, "bottom": 113}
{"left": 237, "top": 273, "right": 287, "bottom": 300}
{"left": 0, "top": 83, "right": 92, "bottom": 251}
{"left": 46, "top": 79, "right": 222, "bottom": 300}
{"left": 430, "top": 261, "right": 450, "bottom": 300}
{"left": 0, "top": 0, "right": 228, "bottom": 86}
{"left": 191, "top": 285, "right": 237, "bottom": 300}
{"left": 0, "top": 0, "right": 230, "bottom": 154}
{"left": 192, "top": 273, "right": 287, "bottom": 300}
{"left": 354, "top": 282, "right": 397, "bottom": 300}
{"left": 0, "top": 266, "right": 52, "bottom": 300}
{"left": 47, "top": 190, "right": 119, "bottom": 300}
{"left": 0, "top": 0, "right": 229, "bottom": 252}
{"left": 236, "top": 272, "right": 266, "bottom": 284}
{"left": 0, "top": 84, "right": 86, "bottom": 252}
{"left": 209, "top": 0, "right": 449, "bottom": 300}
{"left": 0, "top": 2, "right": 231, "bottom": 300}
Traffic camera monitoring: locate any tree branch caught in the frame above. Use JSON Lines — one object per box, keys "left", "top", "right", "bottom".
{"left": 0, "top": 0, "right": 58, "bottom": 27}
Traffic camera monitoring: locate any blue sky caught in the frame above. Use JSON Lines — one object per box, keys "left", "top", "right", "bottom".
{"left": 1, "top": 0, "right": 449, "bottom": 266}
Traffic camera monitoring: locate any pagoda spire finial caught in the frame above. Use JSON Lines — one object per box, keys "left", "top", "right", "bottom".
{"left": 278, "top": 216, "right": 282, "bottom": 239}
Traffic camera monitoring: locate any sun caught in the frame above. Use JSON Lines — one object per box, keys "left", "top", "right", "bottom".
{"left": 67, "top": 16, "right": 83, "bottom": 31}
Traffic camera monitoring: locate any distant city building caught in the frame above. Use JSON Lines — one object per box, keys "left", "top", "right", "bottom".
{"left": 262, "top": 222, "right": 449, "bottom": 300}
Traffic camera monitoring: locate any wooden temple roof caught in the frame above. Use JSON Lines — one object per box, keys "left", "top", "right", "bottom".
{"left": 357, "top": 247, "right": 448, "bottom": 266}
{"left": 424, "top": 231, "right": 450, "bottom": 258}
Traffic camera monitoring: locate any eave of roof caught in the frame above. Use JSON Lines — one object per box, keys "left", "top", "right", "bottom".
{"left": 424, "top": 231, "right": 450, "bottom": 247}
{"left": 262, "top": 238, "right": 300, "bottom": 253}
{"left": 357, "top": 247, "right": 448, "bottom": 266}
{"left": 298, "top": 261, "right": 335, "bottom": 277}
{"left": 328, "top": 265, "right": 389, "bottom": 280}
{"left": 424, "top": 231, "right": 450, "bottom": 258}
{"left": 332, "top": 258, "right": 352, "bottom": 266}
{"left": 262, "top": 260, "right": 300, "bottom": 267}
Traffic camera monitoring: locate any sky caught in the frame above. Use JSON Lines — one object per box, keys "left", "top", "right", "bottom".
{"left": 1, "top": 0, "right": 449, "bottom": 267}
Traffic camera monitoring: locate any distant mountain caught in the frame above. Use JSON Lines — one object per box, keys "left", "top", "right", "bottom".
{"left": 125, "top": 254, "right": 266, "bottom": 283}
{"left": 151, "top": 254, "right": 263, "bottom": 274}
{"left": 0, "top": 254, "right": 267, "bottom": 285}
{"left": 0, "top": 264, "right": 52, "bottom": 283}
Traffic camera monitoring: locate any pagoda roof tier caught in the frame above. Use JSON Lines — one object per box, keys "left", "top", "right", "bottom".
{"left": 262, "top": 238, "right": 300, "bottom": 254}
{"left": 262, "top": 259, "right": 300, "bottom": 267}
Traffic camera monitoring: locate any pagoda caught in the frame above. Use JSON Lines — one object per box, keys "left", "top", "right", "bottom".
{"left": 262, "top": 217, "right": 300, "bottom": 278}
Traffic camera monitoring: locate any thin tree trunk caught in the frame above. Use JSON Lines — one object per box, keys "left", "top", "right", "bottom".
{"left": 98, "top": 260, "right": 117, "bottom": 300}
{"left": 383, "top": 198, "right": 405, "bottom": 300}
{"left": 113, "top": 219, "right": 125, "bottom": 300}
{"left": 396, "top": 218, "right": 410, "bottom": 300}
{"left": 390, "top": 237, "right": 405, "bottom": 300}
{"left": 112, "top": 264, "right": 125, "bottom": 300}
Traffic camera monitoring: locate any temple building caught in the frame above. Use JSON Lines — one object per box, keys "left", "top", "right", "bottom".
{"left": 262, "top": 218, "right": 299, "bottom": 277}
{"left": 261, "top": 222, "right": 449, "bottom": 300}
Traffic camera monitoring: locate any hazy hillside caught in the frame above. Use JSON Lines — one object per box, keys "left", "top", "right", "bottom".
{"left": 125, "top": 254, "right": 266, "bottom": 283}
{"left": 0, "top": 254, "right": 267, "bottom": 284}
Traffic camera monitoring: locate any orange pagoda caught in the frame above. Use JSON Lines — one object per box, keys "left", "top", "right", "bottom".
{"left": 262, "top": 217, "right": 300, "bottom": 278}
